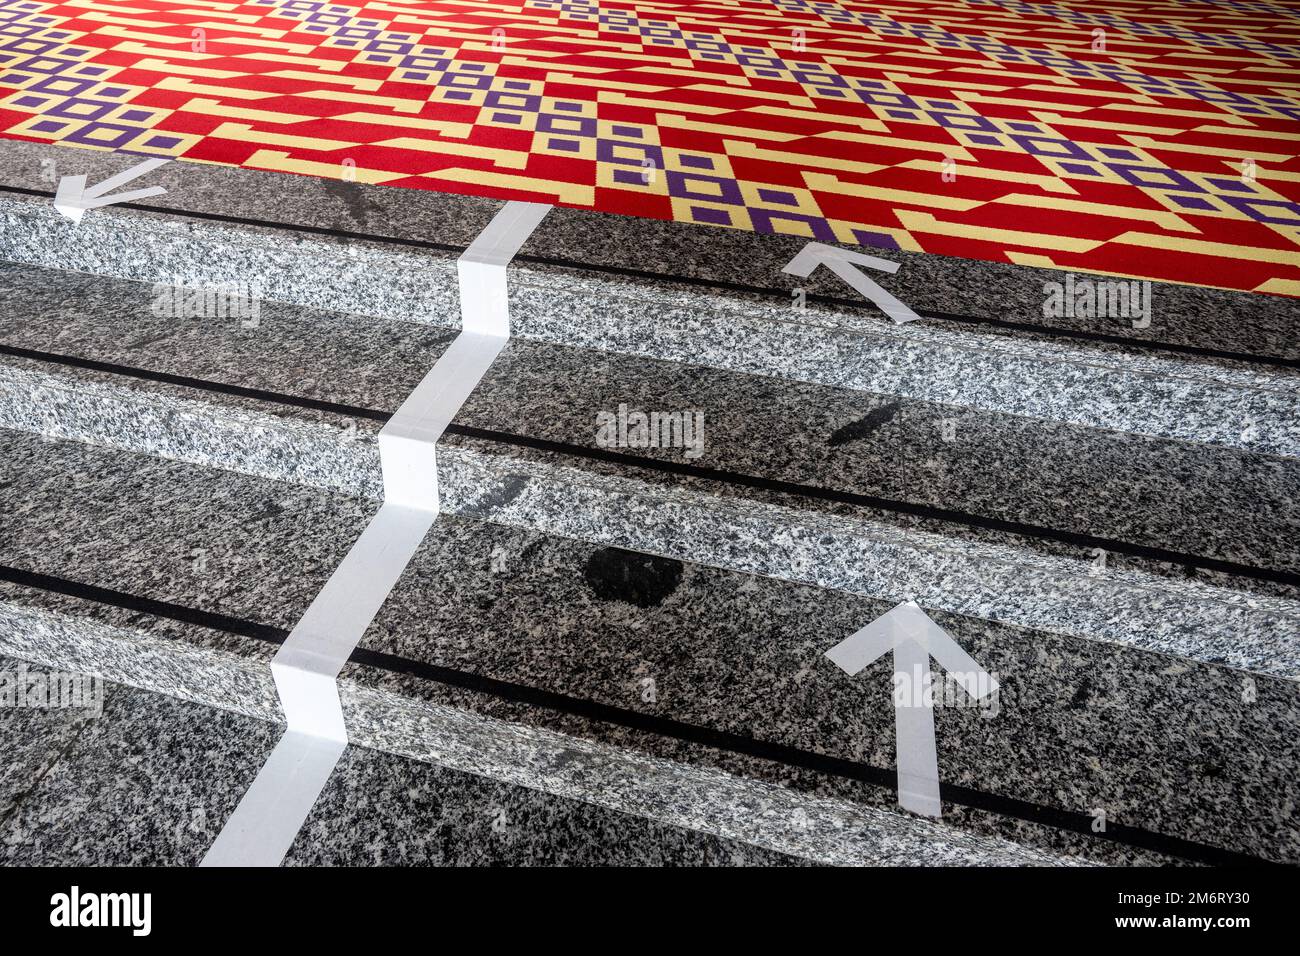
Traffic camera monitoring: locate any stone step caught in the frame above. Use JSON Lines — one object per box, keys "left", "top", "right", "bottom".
{"left": 2, "top": 138, "right": 1296, "bottom": 456}
{"left": 0, "top": 656, "right": 810, "bottom": 867}
{"left": 3, "top": 261, "right": 1296, "bottom": 679}
{"left": 1, "top": 429, "right": 1291, "bottom": 866}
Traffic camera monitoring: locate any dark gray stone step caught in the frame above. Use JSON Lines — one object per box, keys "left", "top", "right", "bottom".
{"left": 1, "top": 429, "right": 1290, "bottom": 865}
{"left": 2, "top": 139, "right": 1296, "bottom": 455}
{"left": 0, "top": 656, "right": 805, "bottom": 867}
{"left": 0, "top": 430, "right": 1067, "bottom": 865}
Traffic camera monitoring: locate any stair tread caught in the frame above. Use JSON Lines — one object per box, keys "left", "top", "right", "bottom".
{"left": 1, "top": 432, "right": 1289, "bottom": 865}
{"left": 454, "top": 338, "right": 1300, "bottom": 589}
{"left": 0, "top": 428, "right": 375, "bottom": 634}
{"left": 0, "top": 656, "right": 818, "bottom": 867}
{"left": 0, "top": 260, "right": 454, "bottom": 417}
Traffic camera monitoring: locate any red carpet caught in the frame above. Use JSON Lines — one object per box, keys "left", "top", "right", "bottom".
{"left": 1, "top": 0, "right": 1298, "bottom": 293}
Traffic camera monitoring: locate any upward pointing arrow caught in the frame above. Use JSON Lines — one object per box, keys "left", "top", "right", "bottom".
{"left": 782, "top": 241, "right": 922, "bottom": 324}
{"left": 826, "top": 601, "right": 997, "bottom": 818}
{"left": 54, "top": 157, "right": 169, "bottom": 224}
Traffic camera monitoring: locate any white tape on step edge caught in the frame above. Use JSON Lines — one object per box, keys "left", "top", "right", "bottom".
{"left": 201, "top": 201, "right": 551, "bottom": 867}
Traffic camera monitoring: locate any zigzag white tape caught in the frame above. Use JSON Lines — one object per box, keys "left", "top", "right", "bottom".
{"left": 201, "top": 201, "right": 552, "bottom": 867}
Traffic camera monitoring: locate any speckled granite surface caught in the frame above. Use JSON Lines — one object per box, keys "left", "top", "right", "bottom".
{"left": 285, "top": 744, "right": 809, "bottom": 867}
{"left": 456, "top": 340, "right": 1300, "bottom": 582}
{"left": 0, "top": 657, "right": 812, "bottom": 867}
{"left": 0, "top": 656, "right": 104, "bottom": 821}
{"left": 439, "top": 445, "right": 1300, "bottom": 679}
{"left": 0, "top": 259, "right": 468, "bottom": 497}
{"left": 508, "top": 267, "right": 1300, "bottom": 459}
{"left": 0, "top": 605, "right": 1064, "bottom": 867}
{"left": 346, "top": 514, "right": 1299, "bottom": 865}
{"left": 0, "top": 428, "right": 377, "bottom": 635}
{"left": 0, "top": 659, "right": 279, "bottom": 867}
{"left": 0, "top": 192, "right": 468, "bottom": 327}
{"left": 3, "top": 262, "right": 1294, "bottom": 590}
{"left": 0, "top": 361, "right": 383, "bottom": 498}
{"left": 0, "top": 191, "right": 1289, "bottom": 864}
{"left": 0, "top": 260, "right": 457, "bottom": 410}
{"left": 1, "top": 139, "right": 1295, "bottom": 457}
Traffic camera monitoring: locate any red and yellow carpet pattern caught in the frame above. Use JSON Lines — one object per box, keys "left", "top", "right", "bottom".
{"left": 2, "top": 0, "right": 1299, "bottom": 293}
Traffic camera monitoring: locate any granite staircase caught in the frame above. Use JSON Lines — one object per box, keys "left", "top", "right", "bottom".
{"left": 0, "top": 139, "right": 1296, "bottom": 866}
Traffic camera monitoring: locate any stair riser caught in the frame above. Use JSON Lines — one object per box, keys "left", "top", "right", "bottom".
{"left": 3, "top": 193, "right": 1296, "bottom": 457}
{"left": 2, "top": 372, "right": 1295, "bottom": 678}
{"left": 510, "top": 275, "right": 1300, "bottom": 459}
{"left": 0, "top": 197, "right": 462, "bottom": 327}
{"left": 0, "top": 364, "right": 381, "bottom": 499}
{"left": 0, "top": 599, "right": 279, "bottom": 722}
{"left": 0, "top": 597, "right": 1061, "bottom": 867}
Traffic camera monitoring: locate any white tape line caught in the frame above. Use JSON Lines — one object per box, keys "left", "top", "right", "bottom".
{"left": 199, "top": 731, "right": 345, "bottom": 867}
{"left": 201, "top": 201, "right": 551, "bottom": 867}
{"left": 201, "top": 504, "right": 436, "bottom": 867}
{"left": 457, "top": 201, "right": 551, "bottom": 337}
{"left": 274, "top": 503, "right": 439, "bottom": 737}
{"left": 379, "top": 332, "right": 507, "bottom": 510}
{"left": 380, "top": 200, "right": 550, "bottom": 509}
{"left": 826, "top": 601, "right": 997, "bottom": 819}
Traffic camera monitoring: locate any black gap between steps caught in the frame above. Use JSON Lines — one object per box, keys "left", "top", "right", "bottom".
{"left": 3, "top": 341, "right": 1297, "bottom": 589}
{"left": 0, "top": 183, "right": 1295, "bottom": 370}
{"left": 0, "top": 563, "right": 1279, "bottom": 868}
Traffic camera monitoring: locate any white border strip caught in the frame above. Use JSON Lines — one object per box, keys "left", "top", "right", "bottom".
{"left": 201, "top": 201, "right": 551, "bottom": 867}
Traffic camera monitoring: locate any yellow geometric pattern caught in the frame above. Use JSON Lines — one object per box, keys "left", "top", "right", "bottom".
{"left": 0, "top": 0, "right": 1298, "bottom": 293}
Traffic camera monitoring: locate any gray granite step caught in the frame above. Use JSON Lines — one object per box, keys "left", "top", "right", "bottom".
{"left": 1, "top": 430, "right": 1290, "bottom": 866}
{"left": 0, "top": 258, "right": 453, "bottom": 498}
{"left": 0, "top": 430, "right": 1068, "bottom": 866}
{"left": 3, "top": 266, "right": 1296, "bottom": 679}
{"left": 2, "top": 138, "right": 1296, "bottom": 456}
{"left": 0, "top": 657, "right": 806, "bottom": 866}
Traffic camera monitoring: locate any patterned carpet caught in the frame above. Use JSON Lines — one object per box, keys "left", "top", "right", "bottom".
{"left": 1, "top": 0, "right": 1299, "bottom": 294}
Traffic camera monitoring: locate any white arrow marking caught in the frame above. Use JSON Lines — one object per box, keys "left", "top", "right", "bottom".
{"left": 54, "top": 157, "right": 169, "bottom": 223}
{"left": 826, "top": 601, "right": 997, "bottom": 818}
{"left": 782, "top": 241, "right": 922, "bottom": 324}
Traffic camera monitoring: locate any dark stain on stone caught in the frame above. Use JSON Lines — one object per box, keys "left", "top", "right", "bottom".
{"left": 324, "top": 178, "right": 379, "bottom": 230}
{"left": 584, "top": 547, "right": 683, "bottom": 608}
{"left": 828, "top": 402, "right": 901, "bottom": 446}
{"left": 478, "top": 474, "right": 528, "bottom": 511}
{"left": 245, "top": 501, "right": 286, "bottom": 524}
{"left": 1068, "top": 678, "right": 1093, "bottom": 710}
{"left": 550, "top": 749, "right": 579, "bottom": 770}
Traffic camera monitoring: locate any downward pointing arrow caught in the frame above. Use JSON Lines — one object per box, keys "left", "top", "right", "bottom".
{"left": 783, "top": 241, "right": 922, "bottom": 324}
{"left": 826, "top": 601, "right": 997, "bottom": 818}
{"left": 54, "top": 157, "right": 169, "bottom": 223}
